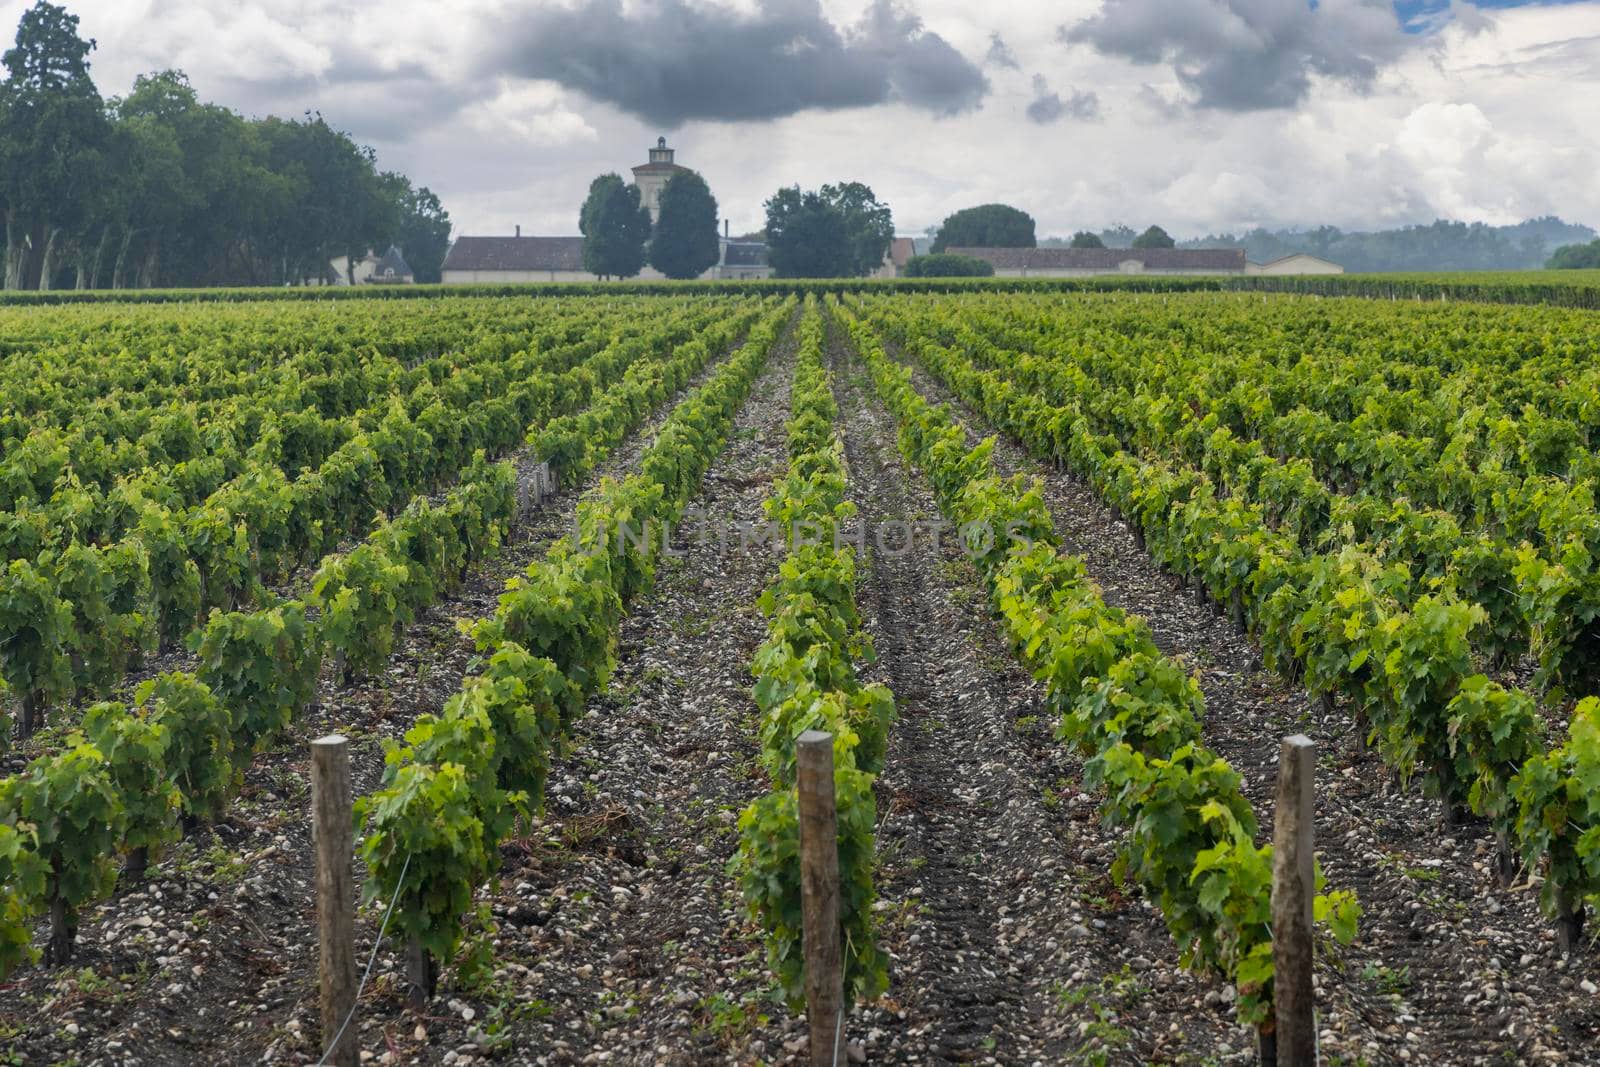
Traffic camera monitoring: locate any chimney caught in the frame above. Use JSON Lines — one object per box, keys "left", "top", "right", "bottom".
{"left": 724, "top": 219, "right": 730, "bottom": 239}
{"left": 515, "top": 225, "right": 521, "bottom": 238}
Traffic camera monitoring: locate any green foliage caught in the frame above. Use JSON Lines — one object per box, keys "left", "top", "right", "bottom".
{"left": 53, "top": 541, "right": 155, "bottom": 696}
{"left": 0, "top": 741, "right": 121, "bottom": 927}
{"left": 903, "top": 253, "right": 994, "bottom": 278}
{"left": 733, "top": 767, "right": 888, "bottom": 1009}
{"left": 0, "top": 818, "right": 45, "bottom": 976}
{"left": 1547, "top": 239, "right": 1600, "bottom": 270}
{"left": 357, "top": 761, "right": 493, "bottom": 964}
{"left": 1132, "top": 225, "right": 1176, "bottom": 249}
{"left": 1447, "top": 676, "right": 1545, "bottom": 835}
{"left": 930, "top": 203, "right": 1036, "bottom": 253}
{"left": 0, "top": 556, "right": 73, "bottom": 730}
{"left": 580, "top": 173, "right": 651, "bottom": 280}
{"left": 137, "top": 672, "right": 234, "bottom": 825}
{"left": 734, "top": 298, "right": 894, "bottom": 1009}
{"left": 650, "top": 171, "right": 720, "bottom": 280}
{"left": 765, "top": 184, "right": 892, "bottom": 278}
{"left": 191, "top": 600, "right": 321, "bottom": 753}
{"left": 473, "top": 643, "right": 565, "bottom": 812}
{"left": 1512, "top": 698, "right": 1600, "bottom": 921}
{"left": 311, "top": 543, "right": 411, "bottom": 684}
{"left": 79, "top": 701, "right": 180, "bottom": 862}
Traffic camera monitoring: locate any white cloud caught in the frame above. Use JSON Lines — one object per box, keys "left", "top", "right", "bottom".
{"left": 0, "top": 0, "right": 1593, "bottom": 238}
{"left": 462, "top": 81, "right": 599, "bottom": 148}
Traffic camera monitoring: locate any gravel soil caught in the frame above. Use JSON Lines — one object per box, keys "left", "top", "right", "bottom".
{"left": 0, "top": 333, "right": 756, "bottom": 1067}
{"left": 886, "top": 336, "right": 1600, "bottom": 1066}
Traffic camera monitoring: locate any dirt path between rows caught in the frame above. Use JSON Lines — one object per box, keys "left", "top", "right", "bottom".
{"left": 887, "top": 338, "right": 1600, "bottom": 1066}
{"left": 459, "top": 311, "right": 806, "bottom": 1066}
{"left": 824, "top": 319, "right": 1268, "bottom": 1065}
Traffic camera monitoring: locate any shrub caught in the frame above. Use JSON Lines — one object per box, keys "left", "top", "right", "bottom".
{"left": 902, "top": 253, "right": 995, "bottom": 278}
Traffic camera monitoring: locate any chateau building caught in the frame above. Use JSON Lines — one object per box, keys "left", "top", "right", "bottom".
{"left": 442, "top": 138, "right": 771, "bottom": 283}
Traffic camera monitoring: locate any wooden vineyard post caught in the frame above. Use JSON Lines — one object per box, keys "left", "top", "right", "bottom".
{"left": 796, "top": 730, "right": 844, "bottom": 1067}
{"left": 1271, "top": 735, "right": 1316, "bottom": 1067}
{"left": 311, "top": 735, "right": 357, "bottom": 1067}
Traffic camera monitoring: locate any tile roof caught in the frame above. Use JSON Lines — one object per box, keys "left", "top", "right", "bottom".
{"left": 948, "top": 246, "right": 1247, "bottom": 272}
{"left": 372, "top": 245, "right": 412, "bottom": 278}
{"left": 442, "top": 236, "right": 587, "bottom": 273}
{"left": 888, "top": 237, "right": 917, "bottom": 267}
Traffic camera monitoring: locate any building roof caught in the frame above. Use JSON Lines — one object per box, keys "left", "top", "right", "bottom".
{"left": 442, "top": 236, "right": 586, "bottom": 273}
{"left": 722, "top": 241, "right": 768, "bottom": 268}
{"left": 1256, "top": 253, "right": 1342, "bottom": 268}
{"left": 373, "top": 245, "right": 412, "bottom": 278}
{"left": 887, "top": 237, "right": 917, "bottom": 268}
{"left": 631, "top": 161, "right": 692, "bottom": 176}
{"left": 948, "top": 246, "right": 1248, "bottom": 272}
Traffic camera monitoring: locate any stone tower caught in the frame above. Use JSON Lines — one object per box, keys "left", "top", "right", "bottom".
{"left": 631, "top": 136, "right": 691, "bottom": 224}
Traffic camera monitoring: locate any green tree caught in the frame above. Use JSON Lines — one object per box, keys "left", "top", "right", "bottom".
{"left": 1133, "top": 224, "right": 1176, "bottom": 249}
{"left": 0, "top": 1, "right": 109, "bottom": 290}
{"left": 381, "top": 174, "right": 451, "bottom": 283}
{"left": 1069, "top": 230, "right": 1104, "bottom": 248}
{"left": 930, "top": 203, "right": 1035, "bottom": 253}
{"left": 257, "top": 113, "right": 393, "bottom": 285}
{"left": 1098, "top": 224, "right": 1136, "bottom": 248}
{"left": 1547, "top": 239, "right": 1600, "bottom": 269}
{"left": 579, "top": 173, "right": 650, "bottom": 280}
{"left": 821, "top": 181, "right": 894, "bottom": 276}
{"left": 649, "top": 171, "right": 719, "bottom": 279}
{"left": 764, "top": 186, "right": 851, "bottom": 278}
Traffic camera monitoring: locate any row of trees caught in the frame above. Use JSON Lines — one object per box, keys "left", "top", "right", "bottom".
{"left": 578, "top": 171, "right": 722, "bottom": 280}
{"left": 927, "top": 204, "right": 1177, "bottom": 253}
{"left": 0, "top": 2, "right": 450, "bottom": 289}
{"left": 928, "top": 204, "right": 1599, "bottom": 270}
{"left": 1180, "top": 217, "right": 1595, "bottom": 272}
{"left": 580, "top": 172, "right": 896, "bottom": 280}
{"left": 763, "top": 183, "right": 892, "bottom": 278}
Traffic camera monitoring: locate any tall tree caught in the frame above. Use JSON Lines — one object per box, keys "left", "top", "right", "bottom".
{"left": 649, "top": 171, "right": 719, "bottom": 280}
{"left": 930, "top": 203, "right": 1034, "bottom": 253}
{"left": 1132, "top": 225, "right": 1176, "bottom": 249}
{"left": 258, "top": 113, "right": 393, "bottom": 284}
{"left": 764, "top": 186, "right": 852, "bottom": 278}
{"left": 0, "top": 1, "right": 109, "bottom": 289}
{"left": 820, "top": 181, "right": 894, "bottom": 276}
{"left": 381, "top": 173, "right": 451, "bottom": 283}
{"left": 1098, "top": 224, "right": 1136, "bottom": 248}
{"left": 579, "top": 173, "right": 650, "bottom": 280}
{"left": 1069, "top": 230, "right": 1104, "bottom": 248}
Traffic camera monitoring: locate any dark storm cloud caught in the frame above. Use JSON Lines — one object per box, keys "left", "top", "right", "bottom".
{"left": 1025, "top": 74, "right": 1099, "bottom": 124}
{"left": 494, "top": 0, "right": 990, "bottom": 126}
{"left": 1060, "top": 0, "right": 1412, "bottom": 110}
{"left": 986, "top": 32, "right": 1020, "bottom": 69}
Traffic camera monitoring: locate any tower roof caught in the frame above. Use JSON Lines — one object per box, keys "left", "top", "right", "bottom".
{"left": 640, "top": 134, "right": 685, "bottom": 173}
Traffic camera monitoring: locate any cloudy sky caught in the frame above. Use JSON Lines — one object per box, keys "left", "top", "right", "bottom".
{"left": 10, "top": 0, "right": 1599, "bottom": 239}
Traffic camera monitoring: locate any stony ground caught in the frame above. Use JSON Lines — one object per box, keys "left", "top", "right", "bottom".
{"left": 1, "top": 310, "right": 1595, "bottom": 1067}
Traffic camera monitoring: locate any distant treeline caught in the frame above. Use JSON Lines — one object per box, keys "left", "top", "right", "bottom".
{"left": 0, "top": 2, "right": 449, "bottom": 290}
{"left": 1034, "top": 217, "right": 1595, "bottom": 272}
{"left": 1181, "top": 217, "right": 1594, "bottom": 272}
